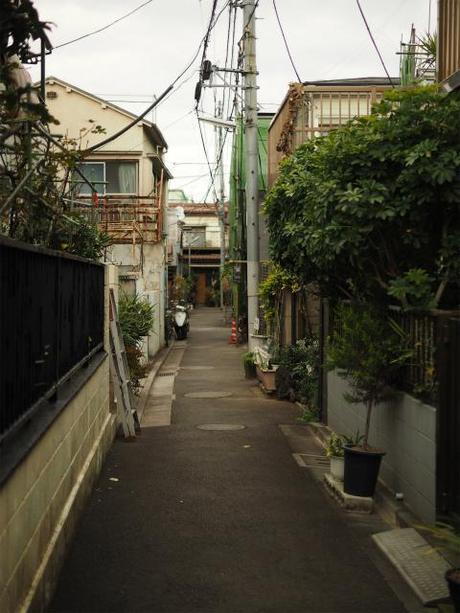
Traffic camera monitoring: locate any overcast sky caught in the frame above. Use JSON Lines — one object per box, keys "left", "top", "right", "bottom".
{"left": 30, "top": 0, "right": 433, "bottom": 202}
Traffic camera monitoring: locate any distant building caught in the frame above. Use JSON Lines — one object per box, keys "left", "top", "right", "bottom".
{"left": 168, "top": 202, "right": 227, "bottom": 305}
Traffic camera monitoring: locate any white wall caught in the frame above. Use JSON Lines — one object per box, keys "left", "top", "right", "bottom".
{"left": 327, "top": 371, "right": 437, "bottom": 522}
{"left": 107, "top": 243, "right": 165, "bottom": 358}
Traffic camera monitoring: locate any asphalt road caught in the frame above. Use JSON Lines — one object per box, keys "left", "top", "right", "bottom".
{"left": 48, "top": 308, "right": 408, "bottom": 613}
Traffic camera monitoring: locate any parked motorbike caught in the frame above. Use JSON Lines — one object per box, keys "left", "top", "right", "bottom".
{"left": 172, "top": 302, "right": 190, "bottom": 340}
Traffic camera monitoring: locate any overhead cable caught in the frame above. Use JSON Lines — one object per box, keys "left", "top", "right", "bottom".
{"left": 84, "top": 2, "right": 230, "bottom": 153}
{"left": 54, "top": 0, "right": 154, "bottom": 49}
{"left": 355, "top": 0, "right": 395, "bottom": 87}
{"left": 272, "top": 0, "right": 301, "bottom": 82}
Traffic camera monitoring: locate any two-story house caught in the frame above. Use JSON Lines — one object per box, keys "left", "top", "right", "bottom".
{"left": 43, "top": 77, "right": 172, "bottom": 357}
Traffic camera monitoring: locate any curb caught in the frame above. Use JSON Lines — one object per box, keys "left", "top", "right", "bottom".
{"left": 135, "top": 341, "right": 175, "bottom": 422}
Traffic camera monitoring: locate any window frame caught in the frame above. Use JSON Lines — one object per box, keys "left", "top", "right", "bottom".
{"left": 77, "top": 160, "right": 138, "bottom": 196}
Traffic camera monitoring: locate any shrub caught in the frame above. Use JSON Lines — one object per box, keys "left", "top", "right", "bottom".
{"left": 118, "top": 293, "right": 154, "bottom": 393}
{"left": 278, "top": 336, "right": 320, "bottom": 407}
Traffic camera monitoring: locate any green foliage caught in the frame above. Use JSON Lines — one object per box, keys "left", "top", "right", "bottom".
{"left": 242, "top": 351, "right": 255, "bottom": 367}
{"left": 325, "top": 433, "right": 345, "bottom": 458}
{"left": 278, "top": 336, "right": 320, "bottom": 406}
{"left": 419, "top": 522, "right": 460, "bottom": 555}
{"left": 259, "top": 264, "right": 301, "bottom": 323}
{"left": 118, "top": 292, "right": 154, "bottom": 393}
{"left": 52, "top": 214, "right": 112, "bottom": 260}
{"left": 0, "top": 0, "right": 51, "bottom": 61}
{"left": 387, "top": 268, "right": 436, "bottom": 310}
{"left": 264, "top": 87, "right": 460, "bottom": 308}
{"left": 297, "top": 405, "right": 319, "bottom": 423}
{"left": 328, "top": 303, "right": 412, "bottom": 446}
{"left": 125, "top": 344, "right": 148, "bottom": 395}
{"left": 342, "top": 431, "right": 365, "bottom": 447}
{"left": 118, "top": 293, "right": 154, "bottom": 348}
{"left": 170, "top": 275, "right": 193, "bottom": 302}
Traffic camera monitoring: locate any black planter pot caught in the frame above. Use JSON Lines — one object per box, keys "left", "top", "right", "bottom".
{"left": 343, "top": 446, "right": 386, "bottom": 497}
{"left": 244, "top": 363, "right": 257, "bottom": 379}
{"left": 446, "top": 569, "right": 460, "bottom": 612}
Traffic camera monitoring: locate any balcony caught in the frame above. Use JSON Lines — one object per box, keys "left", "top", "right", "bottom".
{"left": 75, "top": 195, "right": 163, "bottom": 244}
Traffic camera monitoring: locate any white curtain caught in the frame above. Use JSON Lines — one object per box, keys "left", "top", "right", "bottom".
{"left": 118, "top": 163, "right": 136, "bottom": 194}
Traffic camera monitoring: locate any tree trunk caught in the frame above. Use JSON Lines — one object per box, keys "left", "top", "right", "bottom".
{"left": 364, "top": 399, "right": 373, "bottom": 448}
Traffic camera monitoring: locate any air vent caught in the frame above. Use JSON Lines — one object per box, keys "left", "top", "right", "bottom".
{"left": 46, "top": 91, "right": 57, "bottom": 99}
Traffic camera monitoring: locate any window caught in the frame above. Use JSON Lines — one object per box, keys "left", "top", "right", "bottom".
{"left": 183, "top": 227, "right": 206, "bottom": 248}
{"left": 77, "top": 161, "right": 137, "bottom": 195}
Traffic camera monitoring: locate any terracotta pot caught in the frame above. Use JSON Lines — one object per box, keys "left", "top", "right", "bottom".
{"left": 256, "top": 365, "right": 277, "bottom": 392}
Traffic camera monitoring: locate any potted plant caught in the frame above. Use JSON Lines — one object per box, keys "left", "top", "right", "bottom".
{"left": 242, "top": 351, "right": 257, "bottom": 379}
{"left": 325, "top": 433, "right": 345, "bottom": 481}
{"left": 328, "top": 303, "right": 411, "bottom": 497}
{"left": 255, "top": 347, "right": 278, "bottom": 393}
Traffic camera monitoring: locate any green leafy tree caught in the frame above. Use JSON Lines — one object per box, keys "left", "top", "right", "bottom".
{"left": 264, "top": 87, "right": 460, "bottom": 308}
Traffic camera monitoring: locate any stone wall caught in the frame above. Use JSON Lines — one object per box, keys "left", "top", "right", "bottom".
{"left": 327, "top": 370, "right": 437, "bottom": 522}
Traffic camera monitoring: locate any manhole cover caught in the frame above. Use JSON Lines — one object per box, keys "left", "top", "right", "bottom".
{"left": 184, "top": 391, "right": 233, "bottom": 399}
{"left": 197, "top": 424, "right": 246, "bottom": 431}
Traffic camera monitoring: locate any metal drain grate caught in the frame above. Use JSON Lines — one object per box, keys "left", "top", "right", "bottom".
{"left": 294, "top": 453, "right": 329, "bottom": 468}
{"left": 157, "top": 371, "right": 176, "bottom": 377}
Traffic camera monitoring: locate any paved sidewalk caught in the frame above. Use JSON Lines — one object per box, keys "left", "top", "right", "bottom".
{"left": 49, "top": 308, "right": 413, "bottom": 613}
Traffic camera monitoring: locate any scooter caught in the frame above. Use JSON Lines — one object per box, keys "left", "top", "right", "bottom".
{"left": 172, "top": 302, "right": 190, "bottom": 340}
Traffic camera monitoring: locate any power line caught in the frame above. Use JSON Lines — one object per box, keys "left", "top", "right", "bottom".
{"left": 355, "top": 0, "right": 395, "bottom": 87}
{"left": 195, "top": 108, "right": 218, "bottom": 205}
{"left": 84, "top": 3, "right": 229, "bottom": 153}
{"left": 272, "top": 0, "right": 301, "bottom": 82}
{"left": 54, "top": 0, "right": 154, "bottom": 49}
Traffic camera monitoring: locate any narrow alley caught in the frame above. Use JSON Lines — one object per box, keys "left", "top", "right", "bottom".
{"left": 48, "top": 308, "right": 419, "bottom": 613}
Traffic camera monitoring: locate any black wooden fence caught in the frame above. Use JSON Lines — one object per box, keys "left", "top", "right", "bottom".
{"left": 0, "top": 236, "right": 105, "bottom": 444}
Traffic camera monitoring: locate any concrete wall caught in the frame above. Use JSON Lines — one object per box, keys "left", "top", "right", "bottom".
{"left": 108, "top": 243, "right": 165, "bottom": 359}
{"left": 0, "top": 361, "right": 115, "bottom": 613}
{"left": 327, "top": 371, "right": 437, "bottom": 522}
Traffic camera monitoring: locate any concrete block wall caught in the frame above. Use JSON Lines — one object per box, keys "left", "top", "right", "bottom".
{"left": 327, "top": 371, "right": 437, "bottom": 522}
{"left": 0, "top": 264, "right": 119, "bottom": 612}
{"left": 0, "top": 359, "right": 115, "bottom": 612}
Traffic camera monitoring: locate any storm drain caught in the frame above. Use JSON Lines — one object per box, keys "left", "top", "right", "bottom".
{"left": 185, "top": 391, "right": 233, "bottom": 399}
{"left": 293, "top": 453, "right": 329, "bottom": 468}
{"left": 197, "top": 424, "right": 246, "bottom": 431}
{"left": 157, "top": 371, "right": 176, "bottom": 377}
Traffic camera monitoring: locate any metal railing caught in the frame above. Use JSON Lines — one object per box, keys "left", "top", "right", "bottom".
{"left": 0, "top": 236, "right": 105, "bottom": 443}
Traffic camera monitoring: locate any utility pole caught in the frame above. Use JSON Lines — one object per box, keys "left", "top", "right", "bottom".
{"left": 242, "top": 0, "right": 259, "bottom": 350}
{"left": 214, "top": 99, "right": 226, "bottom": 311}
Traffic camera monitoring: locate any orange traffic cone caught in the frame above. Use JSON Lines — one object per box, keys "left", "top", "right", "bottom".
{"left": 228, "top": 319, "right": 237, "bottom": 344}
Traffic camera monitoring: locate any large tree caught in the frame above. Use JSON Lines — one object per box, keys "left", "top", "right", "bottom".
{"left": 264, "top": 87, "right": 460, "bottom": 308}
